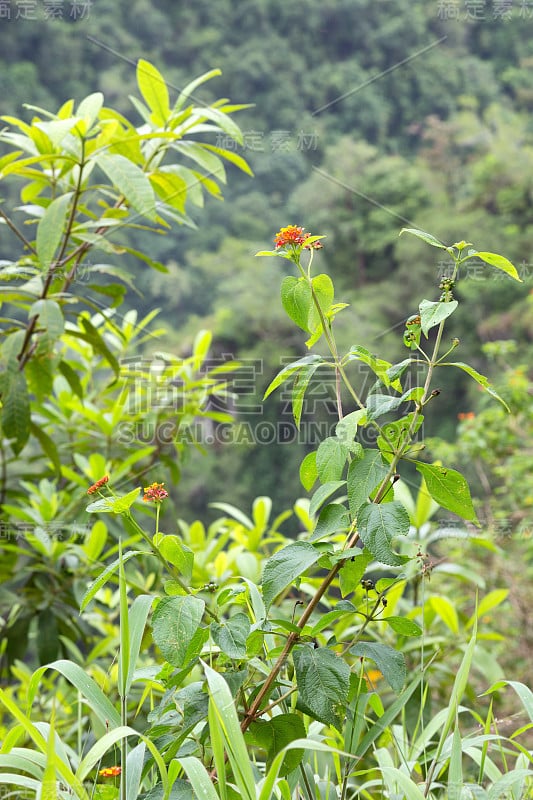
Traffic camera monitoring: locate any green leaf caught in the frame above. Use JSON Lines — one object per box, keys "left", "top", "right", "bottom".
{"left": 36, "top": 193, "right": 72, "bottom": 271}
{"left": 80, "top": 551, "right": 144, "bottom": 611}
{"left": 77, "top": 317, "right": 120, "bottom": 377}
{"left": 366, "top": 393, "right": 405, "bottom": 422}
{"left": 29, "top": 421, "right": 61, "bottom": 476}
{"left": 77, "top": 92, "right": 104, "bottom": 129}
{"left": 310, "top": 503, "right": 350, "bottom": 542}
{"left": 414, "top": 461, "right": 478, "bottom": 523}
{"left": 262, "top": 542, "right": 320, "bottom": 610}
{"left": 1, "top": 371, "right": 30, "bottom": 454}
{"left": 316, "top": 437, "right": 349, "bottom": 483}
{"left": 356, "top": 502, "right": 410, "bottom": 566}
{"left": 419, "top": 299, "right": 458, "bottom": 337}
{"left": 309, "top": 480, "right": 346, "bottom": 517}
{"left": 96, "top": 153, "right": 157, "bottom": 221}
{"left": 29, "top": 299, "right": 64, "bottom": 339}
{"left": 158, "top": 536, "right": 194, "bottom": 582}
{"left": 466, "top": 589, "right": 509, "bottom": 629}
{"left": 211, "top": 613, "right": 250, "bottom": 659}
{"left": 293, "top": 644, "right": 350, "bottom": 729}
{"left": 428, "top": 595, "right": 459, "bottom": 634}
{"left": 347, "top": 346, "right": 401, "bottom": 391}
{"left": 27, "top": 660, "right": 120, "bottom": 727}
{"left": 249, "top": 714, "right": 306, "bottom": 777}
{"left": 263, "top": 354, "right": 323, "bottom": 400}
{"left": 57, "top": 360, "right": 83, "bottom": 398}
{"left": 300, "top": 451, "right": 318, "bottom": 492}
{"left": 466, "top": 251, "right": 521, "bottom": 282}
{"left": 136, "top": 59, "right": 171, "bottom": 126}
{"left": 308, "top": 273, "right": 334, "bottom": 330}
{"left": 338, "top": 550, "right": 373, "bottom": 596}
{"left": 377, "top": 413, "right": 423, "bottom": 461}
{"left": 351, "top": 642, "right": 406, "bottom": 693}
{"left": 292, "top": 362, "right": 322, "bottom": 429}
{"left": 281, "top": 276, "right": 312, "bottom": 332}
{"left": 335, "top": 409, "right": 367, "bottom": 447}
{"left": 152, "top": 595, "right": 206, "bottom": 668}
{"left": 86, "top": 487, "right": 140, "bottom": 514}
{"left": 440, "top": 361, "right": 510, "bottom": 412}
{"left": 173, "top": 68, "right": 221, "bottom": 112}
{"left": 124, "top": 595, "right": 154, "bottom": 695}
{"left": 399, "top": 227, "right": 447, "bottom": 249}
{"left": 384, "top": 616, "right": 422, "bottom": 637}
{"left": 347, "top": 450, "right": 389, "bottom": 515}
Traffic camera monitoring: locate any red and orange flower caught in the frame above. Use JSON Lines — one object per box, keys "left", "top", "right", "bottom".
{"left": 99, "top": 766, "right": 121, "bottom": 777}
{"left": 87, "top": 475, "right": 109, "bottom": 495}
{"left": 143, "top": 482, "right": 169, "bottom": 503}
{"left": 274, "top": 225, "right": 323, "bottom": 250}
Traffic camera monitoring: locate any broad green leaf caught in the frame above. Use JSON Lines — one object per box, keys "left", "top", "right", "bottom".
{"left": 137, "top": 59, "right": 171, "bottom": 126}
{"left": 262, "top": 541, "right": 320, "bottom": 609}
{"left": 86, "top": 488, "right": 140, "bottom": 514}
{"left": 299, "top": 451, "right": 318, "bottom": 491}
{"left": 158, "top": 536, "right": 194, "bottom": 582}
{"left": 173, "top": 68, "right": 221, "bottom": 112}
{"left": 293, "top": 644, "right": 350, "bottom": 729}
{"left": 440, "top": 361, "right": 510, "bottom": 412}
{"left": 152, "top": 595, "right": 205, "bottom": 668}
{"left": 366, "top": 393, "right": 406, "bottom": 422}
{"left": 29, "top": 299, "right": 64, "bottom": 339}
{"left": 36, "top": 193, "right": 72, "bottom": 271}
{"left": 263, "top": 354, "right": 323, "bottom": 399}
{"left": 335, "top": 409, "right": 367, "bottom": 447}
{"left": 414, "top": 461, "right": 478, "bottom": 523}
{"left": 338, "top": 550, "right": 373, "bottom": 596}
{"left": 309, "top": 480, "right": 346, "bottom": 517}
{"left": 356, "top": 502, "right": 410, "bottom": 566}
{"left": 310, "top": 503, "right": 350, "bottom": 542}
{"left": 465, "top": 251, "right": 521, "bottom": 282}
{"left": 281, "top": 276, "right": 312, "bottom": 332}
{"left": 2, "top": 371, "right": 30, "bottom": 454}
{"left": 249, "top": 714, "right": 306, "bottom": 776}
{"left": 399, "top": 227, "right": 447, "bottom": 249}
{"left": 384, "top": 616, "right": 422, "bottom": 637}
{"left": 347, "top": 450, "right": 389, "bottom": 515}
{"left": 76, "top": 92, "right": 104, "bottom": 129}
{"left": 428, "top": 595, "right": 459, "bottom": 634}
{"left": 96, "top": 153, "right": 157, "bottom": 221}
{"left": 211, "top": 613, "right": 250, "bottom": 659}
{"left": 351, "top": 642, "right": 406, "bottom": 693}
{"left": 25, "top": 352, "right": 55, "bottom": 401}
{"left": 419, "top": 298, "right": 458, "bottom": 337}
{"left": 308, "top": 273, "right": 334, "bottom": 330}
{"left": 149, "top": 170, "right": 187, "bottom": 212}
{"left": 316, "top": 437, "right": 349, "bottom": 483}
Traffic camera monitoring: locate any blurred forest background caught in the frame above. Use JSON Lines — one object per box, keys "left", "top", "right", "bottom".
{"left": 1, "top": 0, "right": 532, "bottom": 524}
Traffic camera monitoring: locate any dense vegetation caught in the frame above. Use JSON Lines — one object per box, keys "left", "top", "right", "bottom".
{"left": 0, "top": 4, "right": 532, "bottom": 798}
{"left": 1, "top": 0, "right": 532, "bottom": 515}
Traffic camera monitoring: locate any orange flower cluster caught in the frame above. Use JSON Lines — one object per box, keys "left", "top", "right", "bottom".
{"left": 143, "top": 482, "right": 169, "bottom": 503}
{"left": 99, "top": 766, "right": 121, "bottom": 777}
{"left": 457, "top": 412, "right": 475, "bottom": 420}
{"left": 87, "top": 475, "right": 109, "bottom": 495}
{"left": 274, "top": 225, "right": 323, "bottom": 250}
